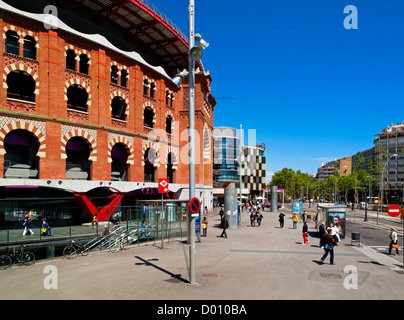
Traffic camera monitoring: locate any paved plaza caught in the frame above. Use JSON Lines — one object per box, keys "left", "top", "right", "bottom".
{"left": 1, "top": 207, "right": 404, "bottom": 301}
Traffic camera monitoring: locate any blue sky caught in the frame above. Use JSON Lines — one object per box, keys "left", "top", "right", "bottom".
{"left": 150, "top": 0, "right": 404, "bottom": 181}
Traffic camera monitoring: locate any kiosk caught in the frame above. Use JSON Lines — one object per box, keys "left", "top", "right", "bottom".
{"left": 317, "top": 204, "right": 346, "bottom": 239}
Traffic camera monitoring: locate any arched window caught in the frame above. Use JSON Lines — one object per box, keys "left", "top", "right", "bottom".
{"left": 6, "top": 70, "right": 36, "bottom": 102}
{"left": 111, "top": 65, "right": 118, "bottom": 84}
{"left": 79, "top": 54, "right": 89, "bottom": 74}
{"left": 166, "top": 115, "right": 172, "bottom": 135}
{"left": 167, "top": 153, "right": 175, "bottom": 183}
{"left": 111, "top": 143, "right": 129, "bottom": 181}
{"left": 67, "top": 84, "right": 88, "bottom": 112}
{"left": 120, "top": 69, "right": 128, "bottom": 87}
{"left": 143, "top": 79, "right": 149, "bottom": 96}
{"left": 143, "top": 107, "right": 154, "bottom": 128}
{"left": 150, "top": 82, "right": 156, "bottom": 99}
{"left": 65, "top": 136, "right": 91, "bottom": 180}
{"left": 5, "top": 30, "right": 19, "bottom": 55}
{"left": 111, "top": 96, "right": 127, "bottom": 121}
{"left": 66, "top": 49, "right": 76, "bottom": 71}
{"left": 166, "top": 90, "right": 170, "bottom": 105}
{"left": 3, "top": 129, "right": 39, "bottom": 179}
{"left": 144, "top": 148, "right": 156, "bottom": 182}
{"left": 23, "top": 36, "right": 36, "bottom": 60}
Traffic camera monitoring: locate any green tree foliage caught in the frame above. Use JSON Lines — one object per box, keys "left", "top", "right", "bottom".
{"left": 268, "top": 151, "right": 376, "bottom": 203}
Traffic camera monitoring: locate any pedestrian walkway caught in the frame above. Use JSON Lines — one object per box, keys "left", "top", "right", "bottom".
{"left": 1, "top": 208, "right": 404, "bottom": 300}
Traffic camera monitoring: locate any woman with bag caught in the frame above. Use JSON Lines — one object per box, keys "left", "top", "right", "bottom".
{"left": 202, "top": 216, "right": 208, "bottom": 237}
{"left": 319, "top": 228, "right": 336, "bottom": 265}
{"left": 389, "top": 228, "right": 399, "bottom": 255}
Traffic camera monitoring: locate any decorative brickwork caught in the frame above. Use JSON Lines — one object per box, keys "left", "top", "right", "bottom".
{"left": 0, "top": 119, "right": 46, "bottom": 157}
{"left": 107, "top": 134, "right": 134, "bottom": 165}
{"left": 60, "top": 126, "right": 97, "bottom": 161}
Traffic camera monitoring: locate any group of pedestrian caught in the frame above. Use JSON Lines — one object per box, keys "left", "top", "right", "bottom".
{"left": 250, "top": 209, "right": 263, "bottom": 227}
{"left": 22, "top": 215, "right": 53, "bottom": 237}
{"left": 317, "top": 221, "right": 342, "bottom": 265}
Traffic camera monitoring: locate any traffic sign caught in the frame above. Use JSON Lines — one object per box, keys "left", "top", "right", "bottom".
{"left": 158, "top": 178, "right": 169, "bottom": 193}
{"left": 387, "top": 204, "right": 401, "bottom": 218}
{"left": 189, "top": 197, "right": 201, "bottom": 216}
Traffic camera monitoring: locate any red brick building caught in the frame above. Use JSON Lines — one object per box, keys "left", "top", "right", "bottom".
{"left": 0, "top": 0, "right": 215, "bottom": 224}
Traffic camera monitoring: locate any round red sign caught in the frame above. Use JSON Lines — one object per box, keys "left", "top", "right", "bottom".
{"left": 387, "top": 204, "right": 401, "bottom": 217}
{"left": 189, "top": 197, "right": 201, "bottom": 214}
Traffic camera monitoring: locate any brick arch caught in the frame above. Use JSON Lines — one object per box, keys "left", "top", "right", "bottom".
{"left": 108, "top": 137, "right": 134, "bottom": 165}
{"left": 3, "top": 24, "right": 39, "bottom": 47}
{"left": 61, "top": 129, "right": 97, "bottom": 161}
{"left": 3, "top": 63, "right": 40, "bottom": 95}
{"left": 143, "top": 101, "right": 156, "bottom": 125}
{"left": 165, "top": 110, "right": 175, "bottom": 132}
{"left": 0, "top": 120, "right": 45, "bottom": 157}
{"left": 165, "top": 146, "right": 179, "bottom": 170}
{"left": 110, "top": 91, "right": 130, "bottom": 116}
{"left": 64, "top": 78, "right": 92, "bottom": 107}
{"left": 141, "top": 142, "right": 160, "bottom": 167}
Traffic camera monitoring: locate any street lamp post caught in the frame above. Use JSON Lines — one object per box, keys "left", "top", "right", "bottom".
{"left": 187, "top": 0, "right": 196, "bottom": 286}
{"left": 239, "top": 124, "right": 243, "bottom": 222}
{"left": 186, "top": 0, "right": 209, "bottom": 286}
{"left": 364, "top": 175, "right": 371, "bottom": 222}
{"left": 379, "top": 153, "right": 398, "bottom": 224}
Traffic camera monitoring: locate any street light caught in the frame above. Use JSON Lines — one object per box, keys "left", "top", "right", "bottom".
{"left": 187, "top": 0, "right": 209, "bottom": 286}
{"left": 364, "top": 175, "right": 371, "bottom": 222}
{"left": 171, "top": 70, "right": 188, "bottom": 87}
{"left": 379, "top": 153, "right": 398, "bottom": 224}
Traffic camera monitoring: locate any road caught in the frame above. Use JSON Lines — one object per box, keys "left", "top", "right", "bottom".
{"left": 282, "top": 202, "right": 404, "bottom": 265}
{"left": 345, "top": 207, "right": 403, "bottom": 265}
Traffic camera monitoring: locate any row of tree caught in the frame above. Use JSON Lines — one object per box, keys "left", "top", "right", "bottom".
{"left": 267, "top": 151, "right": 390, "bottom": 204}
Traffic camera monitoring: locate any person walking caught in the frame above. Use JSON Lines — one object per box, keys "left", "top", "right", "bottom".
{"left": 330, "top": 223, "right": 340, "bottom": 246}
{"left": 292, "top": 212, "right": 298, "bottom": 229}
{"left": 302, "top": 221, "right": 309, "bottom": 245}
{"left": 92, "top": 214, "right": 98, "bottom": 230}
{"left": 256, "top": 211, "right": 263, "bottom": 227}
{"left": 140, "top": 220, "right": 147, "bottom": 238}
{"left": 220, "top": 214, "right": 229, "bottom": 238}
{"left": 279, "top": 211, "right": 285, "bottom": 228}
{"left": 22, "top": 215, "right": 34, "bottom": 236}
{"left": 302, "top": 210, "right": 307, "bottom": 223}
{"left": 250, "top": 211, "right": 256, "bottom": 227}
{"left": 319, "top": 228, "right": 336, "bottom": 265}
{"left": 202, "top": 216, "right": 208, "bottom": 237}
{"left": 41, "top": 217, "right": 52, "bottom": 236}
{"left": 318, "top": 221, "right": 326, "bottom": 248}
{"left": 389, "top": 228, "right": 399, "bottom": 255}
{"left": 219, "top": 207, "right": 224, "bottom": 219}
{"left": 103, "top": 225, "right": 110, "bottom": 236}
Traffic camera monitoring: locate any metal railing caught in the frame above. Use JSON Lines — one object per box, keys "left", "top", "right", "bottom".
{"left": 140, "top": 0, "right": 188, "bottom": 42}
{"left": 0, "top": 205, "right": 188, "bottom": 246}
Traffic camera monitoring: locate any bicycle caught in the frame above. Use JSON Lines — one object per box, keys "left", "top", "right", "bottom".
{"left": 0, "top": 246, "right": 35, "bottom": 270}
{"left": 63, "top": 240, "right": 90, "bottom": 259}
{"left": 107, "top": 234, "right": 128, "bottom": 253}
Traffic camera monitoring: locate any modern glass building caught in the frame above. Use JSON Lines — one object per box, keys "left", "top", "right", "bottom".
{"left": 213, "top": 127, "right": 240, "bottom": 188}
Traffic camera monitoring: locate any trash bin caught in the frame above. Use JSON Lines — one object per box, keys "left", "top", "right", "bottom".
{"left": 351, "top": 232, "right": 360, "bottom": 246}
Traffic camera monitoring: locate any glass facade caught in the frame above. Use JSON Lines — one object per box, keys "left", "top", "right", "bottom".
{"left": 213, "top": 127, "right": 240, "bottom": 186}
